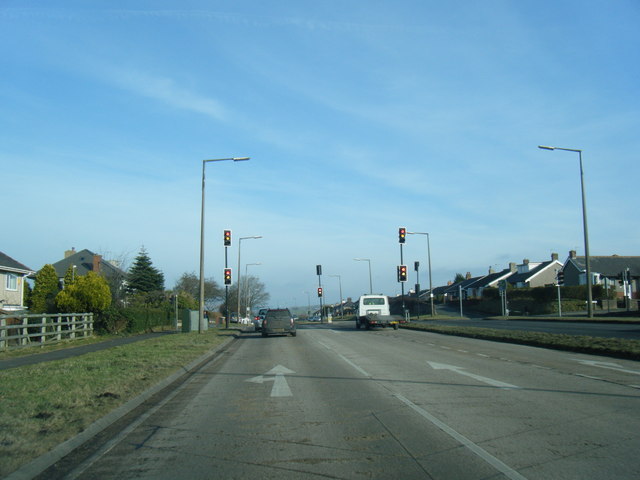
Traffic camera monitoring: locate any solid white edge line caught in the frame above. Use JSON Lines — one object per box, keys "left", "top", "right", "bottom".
{"left": 394, "top": 394, "right": 529, "bottom": 480}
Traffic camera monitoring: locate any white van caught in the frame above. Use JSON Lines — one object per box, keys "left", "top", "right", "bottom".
{"left": 356, "top": 295, "right": 400, "bottom": 329}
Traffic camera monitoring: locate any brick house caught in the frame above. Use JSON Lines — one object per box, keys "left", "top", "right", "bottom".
{"left": 0, "top": 251, "right": 35, "bottom": 312}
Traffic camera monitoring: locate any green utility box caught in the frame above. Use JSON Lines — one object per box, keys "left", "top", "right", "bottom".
{"left": 181, "top": 310, "right": 205, "bottom": 332}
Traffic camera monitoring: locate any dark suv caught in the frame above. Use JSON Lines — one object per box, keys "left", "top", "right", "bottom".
{"left": 261, "top": 308, "right": 296, "bottom": 337}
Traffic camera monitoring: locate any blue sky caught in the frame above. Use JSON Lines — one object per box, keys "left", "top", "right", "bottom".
{"left": 2, "top": 1, "right": 639, "bottom": 308}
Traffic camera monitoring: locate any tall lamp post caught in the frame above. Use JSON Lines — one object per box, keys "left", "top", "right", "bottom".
{"left": 199, "top": 157, "right": 250, "bottom": 333}
{"left": 354, "top": 258, "right": 373, "bottom": 294}
{"left": 407, "top": 231, "right": 434, "bottom": 316}
{"left": 237, "top": 236, "right": 262, "bottom": 324}
{"left": 539, "top": 145, "right": 593, "bottom": 318}
{"left": 329, "top": 274, "right": 344, "bottom": 317}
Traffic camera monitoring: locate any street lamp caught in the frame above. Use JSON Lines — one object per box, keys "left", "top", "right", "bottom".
{"left": 353, "top": 258, "right": 373, "bottom": 294}
{"left": 538, "top": 145, "right": 593, "bottom": 318}
{"left": 407, "top": 231, "right": 434, "bottom": 316}
{"left": 237, "top": 236, "right": 262, "bottom": 325}
{"left": 199, "top": 157, "right": 250, "bottom": 333}
{"left": 329, "top": 274, "right": 344, "bottom": 317}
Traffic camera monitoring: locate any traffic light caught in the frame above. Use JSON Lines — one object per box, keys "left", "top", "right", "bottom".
{"left": 398, "top": 227, "right": 406, "bottom": 244}
{"left": 397, "top": 265, "right": 408, "bottom": 282}
{"left": 317, "top": 287, "right": 323, "bottom": 297}
{"left": 556, "top": 270, "right": 564, "bottom": 286}
{"left": 223, "top": 229, "right": 232, "bottom": 247}
{"left": 224, "top": 268, "right": 232, "bottom": 285}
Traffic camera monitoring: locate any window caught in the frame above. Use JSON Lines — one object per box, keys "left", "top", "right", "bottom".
{"left": 363, "top": 297, "right": 386, "bottom": 305}
{"left": 5, "top": 273, "right": 18, "bottom": 291}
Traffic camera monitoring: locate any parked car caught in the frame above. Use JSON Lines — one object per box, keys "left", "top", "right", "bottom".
{"left": 261, "top": 308, "right": 296, "bottom": 337}
{"left": 253, "top": 308, "right": 268, "bottom": 331}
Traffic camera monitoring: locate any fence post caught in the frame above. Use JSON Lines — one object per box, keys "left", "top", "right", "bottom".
{"left": 40, "top": 316, "right": 46, "bottom": 345}
{"left": 71, "top": 315, "right": 77, "bottom": 339}
{"left": 0, "top": 318, "right": 5, "bottom": 349}
{"left": 21, "top": 317, "right": 29, "bottom": 346}
{"left": 56, "top": 316, "right": 62, "bottom": 341}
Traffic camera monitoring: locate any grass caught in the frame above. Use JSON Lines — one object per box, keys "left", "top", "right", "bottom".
{"left": 0, "top": 330, "right": 232, "bottom": 477}
{"left": 401, "top": 323, "right": 640, "bottom": 360}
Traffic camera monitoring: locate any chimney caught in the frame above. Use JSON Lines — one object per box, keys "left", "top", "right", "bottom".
{"left": 551, "top": 252, "right": 558, "bottom": 261}
{"left": 569, "top": 250, "right": 577, "bottom": 259}
{"left": 93, "top": 254, "right": 102, "bottom": 273}
{"left": 65, "top": 247, "right": 76, "bottom": 258}
{"left": 466, "top": 272, "right": 472, "bottom": 280}
{"left": 509, "top": 262, "right": 517, "bottom": 273}
{"left": 523, "top": 259, "right": 530, "bottom": 265}
{"left": 488, "top": 266, "right": 495, "bottom": 274}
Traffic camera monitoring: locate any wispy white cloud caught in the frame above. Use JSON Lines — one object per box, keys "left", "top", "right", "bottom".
{"left": 101, "top": 67, "right": 228, "bottom": 121}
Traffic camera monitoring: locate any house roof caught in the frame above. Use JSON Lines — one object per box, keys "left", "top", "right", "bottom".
{"left": 508, "top": 260, "right": 561, "bottom": 285}
{"left": 51, "top": 249, "right": 126, "bottom": 279}
{"left": 443, "top": 275, "right": 486, "bottom": 294}
{"left": 566, "top": 255, "right": 640, "bottom": 277}
{"left": 0, "top": 251, "right": 34, "bottom": 275}
{"left": 473, "top": 269, "right": 514, "bottom": 288}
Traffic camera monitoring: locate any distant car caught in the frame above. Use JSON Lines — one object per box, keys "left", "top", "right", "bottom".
{"left": 253, "top": 308, "right": 268, "bottom": 331}
{"left": 261, "top": 308, "right": 296, "bottom": 337}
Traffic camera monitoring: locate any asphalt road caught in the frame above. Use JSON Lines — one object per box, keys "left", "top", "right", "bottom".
{"left": 40, "top": 323, "right": 640, "bottom": 479}
{"left": 424, "top": 318, "right": 640, "bottom": 340}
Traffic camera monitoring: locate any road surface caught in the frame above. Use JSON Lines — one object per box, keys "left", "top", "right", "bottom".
{"left": 426, "top": 318, "right": 640, "bottom": 340}
{"left": 42, "top": 324, "right": 640, "bottom": 479}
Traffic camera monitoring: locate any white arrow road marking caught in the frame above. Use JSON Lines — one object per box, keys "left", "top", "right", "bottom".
{"left": 247, "top": 365, "right": 295, "bottom": 397}
{"left": 428, "top": 362, "right": 520, "bottom": 389}
{"left": 574, "top": 359, "right": 640, "bottom": 376}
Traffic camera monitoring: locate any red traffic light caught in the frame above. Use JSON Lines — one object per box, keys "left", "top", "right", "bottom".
{"left": 223, "top": 229, "right": 232, "bottom": 247}
{"left": 317, "top": 287, "right": 323, "bottom": 297}
{"left": 224, "top": 268, "right": 232, "bottom": 285}
{"left": 397, "top": 265, "right": 408, "bottom": 282}
{"left": 399, "top": 227, "right": 406, "bottom": 244}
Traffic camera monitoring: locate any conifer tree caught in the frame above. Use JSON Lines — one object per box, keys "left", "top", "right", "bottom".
{"left": 63, "top": 265, "right": 76, "bottom": 288}
{"left": 31, "top": 264, "right": 60, "bottom": 313}
{"left": 126, "top": 247, "right": 165, "bottom": 296}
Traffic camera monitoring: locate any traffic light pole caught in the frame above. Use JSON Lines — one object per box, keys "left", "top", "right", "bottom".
{"left": 316, "top": 265, "right": 324, "bottom": 323}
{"left": 224, "top": 245, "right": 229, "bottom": 328}
{"left": 400, "top": 243, "right": 406, "bottom": 317}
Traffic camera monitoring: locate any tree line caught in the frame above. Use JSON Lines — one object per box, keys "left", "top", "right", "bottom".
{"left": 23, "top": 247, "right": 269, "bottom": 332}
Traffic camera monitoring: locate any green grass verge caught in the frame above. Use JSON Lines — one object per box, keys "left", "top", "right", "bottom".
{"left": 0, "top": 330, "right": 232, "bottom": 477}
{"left": 401, "top": 323, "right": 640, "bottom": 360}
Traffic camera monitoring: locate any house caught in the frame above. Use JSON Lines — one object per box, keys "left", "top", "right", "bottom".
{"left": 0, "top": 251, "right": 35, "bottom": 312}
{"left": 563, "top": 250, "right": 639, "bottom": 299}
{"left": 507, "top": 254, "right": 563, "bottom": 288}
{"left": 442, "top": 272, "right": 487, "bottom": 300}
{"left": 472, "top": 266, "right": 516, "bottom": 297}
{"left": 51, "top": 248, "right": 127, "bottom": 290}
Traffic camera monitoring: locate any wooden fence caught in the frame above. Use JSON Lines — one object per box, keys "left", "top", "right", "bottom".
{"left": 0, "top": 313, "right": 93, "bottom": 350}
